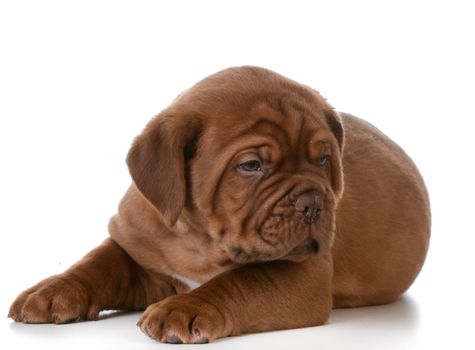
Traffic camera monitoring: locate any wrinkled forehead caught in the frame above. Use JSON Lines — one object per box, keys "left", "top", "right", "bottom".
{"left": 200, "top": 93, "right": 329, "bottom": 152}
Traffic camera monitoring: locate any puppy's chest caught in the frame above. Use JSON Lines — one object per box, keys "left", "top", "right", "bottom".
{"left": 161, "top": 239, "right": 234, "bottom": 284}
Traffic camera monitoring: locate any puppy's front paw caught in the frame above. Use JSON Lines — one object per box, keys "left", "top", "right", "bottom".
{"left": 137, "top": 294, "right": 230, "bottom": 344}
{"left": 9, "top": 275, "right": 97, "bottom": 324}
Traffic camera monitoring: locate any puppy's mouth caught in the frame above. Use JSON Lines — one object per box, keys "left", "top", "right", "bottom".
{"left": 227, "top": 209, "right": 324, "bottom": 264}
{"left": 262, "top": 218, "right": 324, "bottom": 259}
{"left": 228, "top": 223, "right": 322, "bottom": 264}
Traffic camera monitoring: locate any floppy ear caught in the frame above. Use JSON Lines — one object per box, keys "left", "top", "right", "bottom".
{"left": 126, "top": 114, "right": 201, "bottom": 226}
{"left": 323, "top": 109, "right": 345, "bottom": 198}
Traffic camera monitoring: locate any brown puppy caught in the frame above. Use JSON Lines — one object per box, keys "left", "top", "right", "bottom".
{"left": 9, "top": 67, "right": 430, "bottom": 344}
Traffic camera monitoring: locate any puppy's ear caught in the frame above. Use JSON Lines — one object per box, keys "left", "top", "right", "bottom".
{"left": 324, "top": 109, "right": 345, "bottom": 198}
{"left": 126, "top": 114, "right": 201, "bottom": 226}
{"left": 324, "top": 109, "right": 344, "bottom": 151}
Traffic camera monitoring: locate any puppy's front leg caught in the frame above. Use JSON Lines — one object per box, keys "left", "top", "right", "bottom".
{"left": 138, "top": 256, "right": 332, "bottom": 344}
{"left": 9, "top": 238, "right": 175, "bottom": 323}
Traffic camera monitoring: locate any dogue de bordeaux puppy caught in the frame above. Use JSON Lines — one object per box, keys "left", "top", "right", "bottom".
{"left": 9, "top": 66, "right": 431, "bottom": 343}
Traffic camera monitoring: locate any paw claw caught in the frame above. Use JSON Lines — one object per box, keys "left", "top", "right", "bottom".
{"left": 194, "top": 337, "right": 209, "bottom": 344}
{"left": 165, "top": 335, "right": 183, "bottom": 344}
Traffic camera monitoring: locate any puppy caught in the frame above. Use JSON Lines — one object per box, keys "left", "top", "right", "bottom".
{"left": 9, "top": 66, "right": 430, "bottom": 344}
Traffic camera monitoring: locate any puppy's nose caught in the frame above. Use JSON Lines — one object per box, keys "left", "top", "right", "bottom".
{"left": 294, "top": 191, "right": 323, "bottom": 224}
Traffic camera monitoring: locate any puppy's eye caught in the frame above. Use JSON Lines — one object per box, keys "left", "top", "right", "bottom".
{"left": 319, "top": 155, "right": 330, "bottom": 167}
{"left": 238, "top": 160, "right": 262, "bottom": 172}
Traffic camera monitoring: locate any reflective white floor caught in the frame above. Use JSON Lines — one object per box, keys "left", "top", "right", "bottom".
{"left": 2, "top": 292, "right": 466, "bottom": 350}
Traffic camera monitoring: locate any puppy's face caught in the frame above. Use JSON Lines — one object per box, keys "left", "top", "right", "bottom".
{"left": 127, "top": 67, "right": 344, "bottom": 264}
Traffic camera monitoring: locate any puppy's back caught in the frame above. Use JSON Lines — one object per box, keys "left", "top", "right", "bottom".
{"left": 331, "top": 113, "right": 430, "bottom": 307}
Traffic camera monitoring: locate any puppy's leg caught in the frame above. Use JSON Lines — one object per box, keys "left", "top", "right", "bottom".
{"left": 138, "top": 256, "right": 332, "bottom": 344}
{"left": 9, "top": 238, "right": 175, "bottom": 323}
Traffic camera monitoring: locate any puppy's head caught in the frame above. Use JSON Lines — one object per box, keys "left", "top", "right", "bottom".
{"left": 127, "top": 67, "right": 344, "bottom": 264}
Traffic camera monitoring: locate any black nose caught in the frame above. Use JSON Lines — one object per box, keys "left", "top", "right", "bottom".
{"left": 293, "top": 191, "right": 323, "bottom": 224}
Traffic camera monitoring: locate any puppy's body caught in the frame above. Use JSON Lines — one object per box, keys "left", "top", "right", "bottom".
{"left": 110, "top": 113, "right": 429, "bottom": 306}
{"left": 9, "top": 67, "right": 430, "bottom": 343}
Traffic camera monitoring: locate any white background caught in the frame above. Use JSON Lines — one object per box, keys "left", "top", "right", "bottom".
{"left": 1, "top": 1, "right": 474, "bottom": 349}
